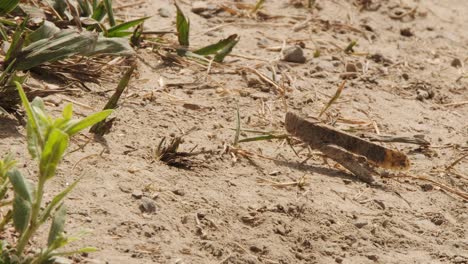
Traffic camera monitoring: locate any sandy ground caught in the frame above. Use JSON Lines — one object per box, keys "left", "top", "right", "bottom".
{"left": 1, "top": 0, "right": 468, "bottom": 263}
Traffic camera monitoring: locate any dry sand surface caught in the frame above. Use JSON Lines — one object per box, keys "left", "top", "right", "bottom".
{"left": 1, "top": 0, "right": 467, "bottom": 263}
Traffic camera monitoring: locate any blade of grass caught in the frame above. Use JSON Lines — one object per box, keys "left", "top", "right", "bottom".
{"left": 90, "top": 65, "right": 135, "bottom": 135}
{"left": 251, "top": 0, "right": 265, "bottom": 13}
{"left": 103, "top": 0, "right": 116, "bottom": 26}
{"left": 0, "top": 23, "right": 10, "bottom": 41}
{"left": 91, "top": 1, "right": 106, "bottom": 22}
{"left": 194, "top": 34, "right": 238, "bottom": 55}
{"left": 175, "top": 2, "right": 189, "bottom": 47}
{"left": 107, "top": 16, "right": 149, "bottom": 37}
{"left": 0, "top": 0, "right": 19, "bottom": 15}
{"left": 213, "top": 35, "right": 239, "bottom": 62}
{"left": 318, "top": 80, "right": 346, "bottom": 117}
{"left": 344, "top": 40, "right": 357, "bottom": 54}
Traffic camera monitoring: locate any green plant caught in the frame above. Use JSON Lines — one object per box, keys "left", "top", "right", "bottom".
{"left": 76, "top": 0, "right": 149, "bottom": 37}
{"left": 174, "top": 2, "right": 239, "bottom": 62}
{"left": 0, "top": 0, "right": 19, "bottom": 16}
{"left": 0, "top": 82, "right": 112, "bottom": 263}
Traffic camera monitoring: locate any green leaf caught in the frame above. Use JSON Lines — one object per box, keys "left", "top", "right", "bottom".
{"left": 52, "top": 247, "right": 98, "bottom": 257}
{"left": 319, "top": 80, "right": 346, "bottom": 117}
{"left": 251, "top": 0, "right": 265, "bottom": 13}
{"left": 103, "top": 0, "right": 116, "bottom": 26}
{"left": 91, "top": 1, "right": 106, "bottom": 22}
{"left": 7, "top": 169, "right": 32, "bottom": 202}
{"left": 0, "top": 0, "right": 19, "bottom": 15}
{"left": 82, "top": 35, "right": 134, "bottom": 56}
{"left": 107, "top": 17, "right": 149, "bottom": 38}
{"left": 48, "top": 204, "right": 67, "bottom": 246}
{"left": 27, "top": 21, "right": 61, "bottom": 44}
{"left": 47, "top": 0, "right": 68, "bottom": 17}
{"left": 77, "top": 0, "right": 91, "bottom": 17}
{"left": 62, "top": 103, "right": 73, "bottom": 120}
{"left": 13, "top": 195, "right": 31, "bottom": 234}
{"left": 175, "top": 2, "right": 190, "bottom": 47}
{"left": 90, "top": 66, "right": 134, "bottom": 135}
{"left": 64, "top": 109, "right": 113, "bottom": 136}
{"left": 213, "top": 36, "right": 239, "bottom": 63}
{"left": 14, "top": 29, "right": 98, "bottom": 70}
{"left": 0, "top": 22, "right": 8, "bottom": 41}
{"left": 101, "top": 66, "right": 134, "bottom": 110}
{"left": 19, "top": 4, "right": 46, "bottom": 22}
{"left": 194, "top": 34, "right": 238, "bottom": 55}
{"left": 16, "top": 81, "right": 44, "bottom": 156}
{"left": 39, "top": 128, "right": 69, "bottom": 180}
{"left": 5, "top": 17, "right": 27, "bottom": 63}
{"left": 40, "top": 179, "right": 79, "bottom": 224}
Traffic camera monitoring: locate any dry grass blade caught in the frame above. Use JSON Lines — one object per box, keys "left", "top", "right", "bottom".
{"left": 233, "top": 105, "right": 241, "bottom": 146}
{"left": 385, "top": 174, "right": 468, "bottom": 200}
{"left": 319, "top": 80, "right": 346, "bottom": 117}
{"left": 256, "top": 174, "right": 308, "bottom": 189}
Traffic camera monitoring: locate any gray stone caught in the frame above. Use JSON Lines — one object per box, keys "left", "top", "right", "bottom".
{"left": 282, "top": 46, "right": 306, "bottom": 63}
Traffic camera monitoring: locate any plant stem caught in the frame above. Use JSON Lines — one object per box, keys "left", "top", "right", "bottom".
{"left": 16, "top": 178, "right": 45, "bottom": 255}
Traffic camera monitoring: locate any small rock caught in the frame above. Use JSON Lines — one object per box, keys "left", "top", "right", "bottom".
{"left": 400, "top": 28, "right": 413, "bottom": 37}
{"left": 132, "top": 190, "right": 143, "bottom": 199}
{"left": 247, "top": 77, "right": 262, "bottom": 88}
{"left": 158, "top": 8, "right": 170, "bottom": 18}
{"left": 345, "top": 63, "right": 358, "bottom": 72}
{"left": 335, "top": 257, "right": 343, "bottom": 263}
{"left": 402, "top": 73, "right": 409, "bottom": 80}
{"left": 451, "top": 58, "right": 462, "bottom": 68}
{"left": 119, "top": 185, "right": 131, "bottom": 193}
{"left": 183, "top": 103, "right": 202, "bottom": 111}
{"left": 239, "top": 90, "right": 250, "bottom": 97}
{"left": 274, "top": 225, "right": 287, "bottom": 236}
{"left": 249, "top": 245, "right": 262, "bottom": 253}
{"left": 431, "top": 214, "right": 445, "bottom": 226}
{"left": 250, "top": 92, "right": 270, "bottom": 100}
{"left": 172, "top": 189, "right": 185, "bottom": 196}
{"left": 368, "top": 53, "right": 393, "bottom": 65}
{"left": 139, "top": 198, "right": 157, "bottom": 214}
{"left": 257, "top": 38, "right": 269, "bottom": 48}
{"left": 282, "top": 46, "right": 306, "bottom": 63}
{"left": 453, "top": 256, "right": 467, "bottom": 263}
{"left": 420, "top": 183, "right": 433, "bottom": 192}
{"left": 354, "top": 220, "right": 368, "bottom": 229}
{"left": 416, "top": 89, "right": 434, "bottom": 101}
{"left": 367, "top": 255, "right": 378, "bottom": 262}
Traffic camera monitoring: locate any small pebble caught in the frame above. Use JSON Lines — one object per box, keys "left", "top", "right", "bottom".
{"left": 451, "top": 58, "right": 462, "bottom": 68}
{"left": 282, "top": 46, "right": 306, "bottom": 63}
{"left": 400, "top": 28, "right": 413, "bottom": 37}
{"left": 158, "top": 7, "right": 170, "bottom": 18}
{"left": 420, "top": 183, "right": 433, "bottom": 192}
{"left": 367, "top": 255, "right": 378, "bottom": 262}
{"left": 173, "top": 189, "right": 185, "bottom": 196}
{"left": 354, "top": 220, "right": 368, "bottom": 229}
{"left": 132, "top": 190, "right": 143, "bottom": 199}
{"left": 345, "top": 63, "right": 358, "bottom": 72}
{"left": 139, "top": 197, "right": 157, "bottom": 214}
